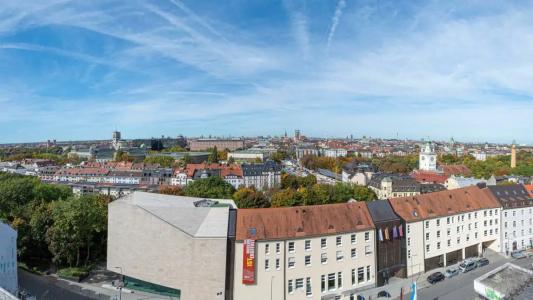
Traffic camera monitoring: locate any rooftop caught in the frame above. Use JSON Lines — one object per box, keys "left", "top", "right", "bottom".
{"left": 236, "top": 202, "right": 374, "bottom": 241}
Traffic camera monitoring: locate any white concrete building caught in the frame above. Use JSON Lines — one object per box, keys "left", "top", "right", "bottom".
{"left": 389, "top": 186, "right": 501, "bottom": 276}
{"left": 228, "top": 150, "right": 268, "bottom": 162}
{"left": 107, "top": 192, "right": 236, "bottom": 300}
{"left": 488, "top": 185, "right": 533, "bottom": 253}
{"left": 233, "top": 203, "right": 376, "bottom": 300}
{"left": 0, "top": 222, "right": 17, "bottom": 295}
{"left": 444, "top": 175, "right": 486, "bottom": 190}
{"left": 419, "top": 142, "right": 437, "bottom": 171}
{"left": 322, "top": 148, "right": 348, "bottom": 158}
{"left": 242, "top": 161, "right": 281, "bottom": 190}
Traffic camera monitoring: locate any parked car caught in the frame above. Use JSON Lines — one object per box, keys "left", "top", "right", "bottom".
{"left": 511, "top": 250, "right": 526, "bottom": 259}
{"left": 477, "top": 258, "right": 489, "bottom": 267}
{"left": 444, "top": 268, "right": 459, "bottom": 278}
{"left": 427, "top": 272, "right": 445, "bottom": 284}
{"left": 459, "top": 260, "right": 477, "bottom": 273}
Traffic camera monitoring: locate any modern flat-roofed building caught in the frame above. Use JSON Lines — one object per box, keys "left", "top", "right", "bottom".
{"left": 233, "top": 203, "right": 376, "bottom": 300}
{"left": 0, "top": 222, "right": 17, "bottom": 296}
{"left": 388, "top": 186, "right": 501, "bottom": 276}
{"left": 189, "top": 139, "right": 245, "bottom": 151}
{"left": 107, "top": 192, "right": 236, "bottom": 300}
{"left": 488, "top": 184, "right": 533, "bottom": 253}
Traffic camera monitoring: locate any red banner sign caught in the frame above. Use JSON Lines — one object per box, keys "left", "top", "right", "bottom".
{"left": 242, "top": 239, "right": 256, "bottom": 284}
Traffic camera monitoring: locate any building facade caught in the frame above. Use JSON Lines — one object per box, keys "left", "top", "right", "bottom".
{"left": 488, "top": 185, "right": 533, "bottom": 253}
{"left": 107, "top": 192, "right": 236, "bottom": 300}
{"left": 419, "top": 142, "right": 437, "bottom": 171}
{"left": 368, "top": 174, "right": 420, "bottom": 199}
{"left": 189, "top": 139, "right": 245, "bottom": 151}
{"left": 0, "top": 222, "right": 17, "bottom": 296}
{"left": 233, "top": 203, "right": 376, "bottom": 300}
{"left": 388, "top": 186, "right": 501, "bottom": 276}
{"left": 241, "top": 161, "right": 281, "bottom": 190}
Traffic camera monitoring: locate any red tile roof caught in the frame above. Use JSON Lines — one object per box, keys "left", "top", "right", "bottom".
{"left": 388, "top": 186, "right": 500, "bottom": 223}
{"left": 441, "top": 165, "right": 471, "bottom": 177}
{"left": 236, "top": 202, "right": 375, "bottom": 241}
{"left": 410, "top": 170, "right": 448, "bottom": 184}
{"left": 524, "top": 184, "right": 533, "bottom": 198}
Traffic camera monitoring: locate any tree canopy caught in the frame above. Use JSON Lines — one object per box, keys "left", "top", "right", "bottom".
{"left": 183, "top": 176, "right": 235, "bottom": 199}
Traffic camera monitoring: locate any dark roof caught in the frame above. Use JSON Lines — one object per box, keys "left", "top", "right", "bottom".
{"left": 236, "top": 202, "right": 374, "bottom": 241}
{"left": 369, "top": 173, "right": 420, "bottom": 192}
{"left": 420, "top": 183, "right": 446, "bottom": 194}
{"left": 367, "top": 200, "right": 400, "bottom": 223}
{"left": 342, "top": 162, "right": 376, "bottom": 174}
{"left": 241, "top": 160, "right": 281, "bottom": 176}
{"left": 317, "top": 168, "right": 341, "bottom": 180}
{"left": 488, "top": 184, "right": 533, "bottom": 209}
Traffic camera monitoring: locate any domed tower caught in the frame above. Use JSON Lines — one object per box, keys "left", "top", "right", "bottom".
{"left": 419, "top": 142, "right": 437, "bottom": 171}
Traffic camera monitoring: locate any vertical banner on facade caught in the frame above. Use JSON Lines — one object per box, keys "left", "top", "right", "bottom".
{"left": 242, "top": 239, "right": 256, "bottom": 284}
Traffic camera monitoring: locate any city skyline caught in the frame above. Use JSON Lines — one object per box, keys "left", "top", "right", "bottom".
{"left": 1, "top": 0, "right": 533, "bottom": 144}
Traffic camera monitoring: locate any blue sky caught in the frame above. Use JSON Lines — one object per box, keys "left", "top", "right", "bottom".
{"left": 1, "top": 0, "right": 532, "bottom": 144}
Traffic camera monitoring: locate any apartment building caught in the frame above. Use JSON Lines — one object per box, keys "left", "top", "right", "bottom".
{"left": 233, "top": 203, "right": 376, "bottom": 300}
{"left": 488, "top": 184, "right": 533, "bottom": 253}
{"left": 241, "top": 161, "right": 281, "bottom": 190}
{"left": 368, "top": 174, "right": 420, "bottom": 199}
{"left": 0, "top": 222, "right": 17, "bottom": 295}
{"left": 389, "top": 186, "right": 501, "bottom": 276}
{"left": 171, "top": 163, "right": 244, "bottom": 189}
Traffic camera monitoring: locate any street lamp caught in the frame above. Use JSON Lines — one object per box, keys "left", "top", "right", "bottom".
{"left": 114, "top": 266, "right": 123, "bottom": 300}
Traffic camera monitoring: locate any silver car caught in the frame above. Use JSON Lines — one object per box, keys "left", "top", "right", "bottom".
{"left": 444, "top": 268, "right": 459, "bottom": 278}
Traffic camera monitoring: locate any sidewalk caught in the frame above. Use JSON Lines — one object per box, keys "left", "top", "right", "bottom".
{"left": 357, "top": 250, "right": 509, "bottom": 300}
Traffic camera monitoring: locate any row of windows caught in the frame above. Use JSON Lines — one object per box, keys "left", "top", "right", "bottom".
{"left": 504, "top": 219, "right": 533, "bottom": 228}
{"left": 504, "top": 209, "right": 533, "bottom": 218}
{"left": 424, "top": 229, "right": 499, "bottom": 252}
{"left": 505, "top": 228, "right": 533, "bottom": 239}
{"left": 264, "top": 233, "right": 371, "bottom": 255}
{"left": 265, "top": 246, "right": 372, "bottom": 271}
{"left": 424, "top": 211, "right": 498, "bottom": 229}
{"left": 288, "top": 266, "right": 372, "bottom": 295}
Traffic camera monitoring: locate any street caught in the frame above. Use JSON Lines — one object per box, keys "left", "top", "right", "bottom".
{"left": 404, "top": 256, "right": 533, "bottom": 300}
{"left": 18, "top": 269, "right": 109, "bottom": 300}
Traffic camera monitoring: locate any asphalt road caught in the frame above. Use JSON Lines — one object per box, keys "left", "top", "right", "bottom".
{"left": 404, "top": 256, "right": 533, "bottom": 300}
{"left": 18, "top": 269, "right": 109, "bottom": 300}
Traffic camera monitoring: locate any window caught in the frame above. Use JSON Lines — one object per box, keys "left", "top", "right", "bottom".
{"left": 466, "top": 234, "right": 470, "bottom": 242}
{"left": 425, "top": 221, "right": 429, "bottom": 229}
{"left": 365, "top": 245, "right": 371, "bottom": 255}
{"left": 447, "top": 228, "right": 451, "bottom": 236}
{"left": 276, "top": 258, "right": 280, "bottom": 270}
{"left": 447, "top": 217, "right": 450, "bottom": 224}
{"left": 265, "top": 259, "right": 270, "bottom": 271}
{"left": 321, "top": 253, "right": 328, "bottom": 264}
{"left": 461, "top": 215, "right": 464, "bottom": 221}
{"left": 366, "top": 266, "right": 371, "bottom": 282}
{"left": 357, "top": 267, "right": 364, "bottom": 283}
{"left": 426, "top": 244, "right": 430, "bottom": 252}
{"left": 321, "top": 275, "right": 326, "bottom": 292}
{"left": 504, "top": 211, "right": 507, "bottom": 217}
{"left": 408, "top": 250, "right": 411, "bottom": 258}
{"left": 484, "top": 210, "right": 487, "bottom": 217}
{"left": 351, "top": 269, "right": 356, "bottom": 285}
{"left": 306, "top": 277, "right": 312, "bottom": 296}
{"left": 365, "top": 232, "right": 370, "bottom": 241}
{"left": 484, "top": 230, "right": 487, "bottom": 237}
{"left": 468, "top": 223, "right": 471, "bottom": 230}
{"left": 468, "top": 213, "right": 471, "bottom": 220}
{"left": 351, "top": 234, "right": 356, "bottom": 244}
{"left": 305, "top": 240, "right": 311, "bottom": 251}
{"left": 265, "top": 244, "right": 270, "bottom": 255}
{"left": 437, "top": 242, "right": 441, "bottom": 250}
{"left": 407, "top": 225, "right": 411, "bottom": 234}
{"left": 321, "top": 238, "right": 327, "bottom": 249}
{"left": 295, "top": 278, "right": 304, "bottom": 291}
{"left": 336, "top": 236, "right": 342, "bottom": 246}
{"left": 288, "top": 257, "right": 295, "bottom": 268}
{"left": 447, "top": 239, "right": 451, "bottom": 247}
{"left": 288, "top": 279, "right": 294, "bottom": 294}
{"left": 484, "top": 220, "right": 487, "bottom": 226}
{"left": 338, "top": 272, "right": 343, "bottom": 289}
{"left": 336, "top": 250, "right": 344, "bottom": 261}
{"left": 351, "top": 248, "right": 356, "bottom": 258}
{"left": 276, "top": 243, "right": 280, "bottom": 254}
{"left": 457, "top": 226, "right": 460, "bottom": 233}
{"left": 426, "top": 232, "right": 430, "bottom": 241}
{"left": 475, "top": 232, "right": 478, "bottom": 239}
{"left": 475, "top": 222, "right": 478, "bottom": 229}
{"left": 305, "top": 255, "right": 311, "bottom": 266}
{"left": 457, "top": 237, "right": 460, "bottom": 244}
{"left": 475, "top": 212, "right": 478, "bottom": 218}
{"left": 288, "top": 242, "right": 295, "bottom": 253}
{"left": 407, "top": 237, "right": 411, "bottom": 246}
{"left": 328, "top": 273, "right": 336, "bottom": 291}
{"left": 436, "top": 219, "right": 440, "bottom": 226}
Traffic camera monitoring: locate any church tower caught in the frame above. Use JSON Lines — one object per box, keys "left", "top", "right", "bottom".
{"left": 419, "top": 142, "right": 437, "bottom": 171}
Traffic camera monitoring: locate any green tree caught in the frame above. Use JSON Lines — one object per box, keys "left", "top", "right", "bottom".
{"left": 144, "top": 156, "right": 176, "bottom": 167}
{"left": 208, "top": 146, "right": 219, "bottom": 163}
{"left": 271, "top": 188, "right": 302, "bottom": 207}
{"left": 228, "top": 156, "right": 236, "bottom": 164}
{"left": 183, "top": 176, "right": 235, "bottom": 199}
{"left": 232, "top": 187, "right": 270, "bottom": 208}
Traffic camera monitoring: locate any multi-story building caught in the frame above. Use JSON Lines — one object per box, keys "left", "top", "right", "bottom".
{"left": 107, "top": 192, "right": 236, "bottom": 300}
{"left": 388, "top": 186, "right": 501, "bottom": 276}
{"left": 341, "top": 162, "right": 375, "bottom": 186}
{"left": 294, "top": 146, "right": 319, "bottom": 160}
{"left": 241, "top": 161, "right": 281, "bottom": 190}
{"left": 189, "top": 139, "right": 245, "bottom": 151}
{"left": 488, "top": 184, "right": 533, "bottom": 253}
{"left": 171, "top": 164, "right": 244, "bottom": 189}
{"left": 322, "top": 148, "right": 348, "bottom": 158}
{"left": 368, "top": 174, "right": 420, "bottom": 199}
{"left": 233, "top": 203, "right": 376, "bottom": 300}
{"left": 0, "top": 221, "right": 17, "bottom": 296}
{"left": 419, "top": 142, "right": 437, "bottom": 171}
{"left": 444, "top": 175, "right": 486, "bottom": 190}
{"left": 104, "top": 170, "right": 142, "bottom": 185}
{"left": 227, "top": 150, "right": 268, "bottom": 162}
